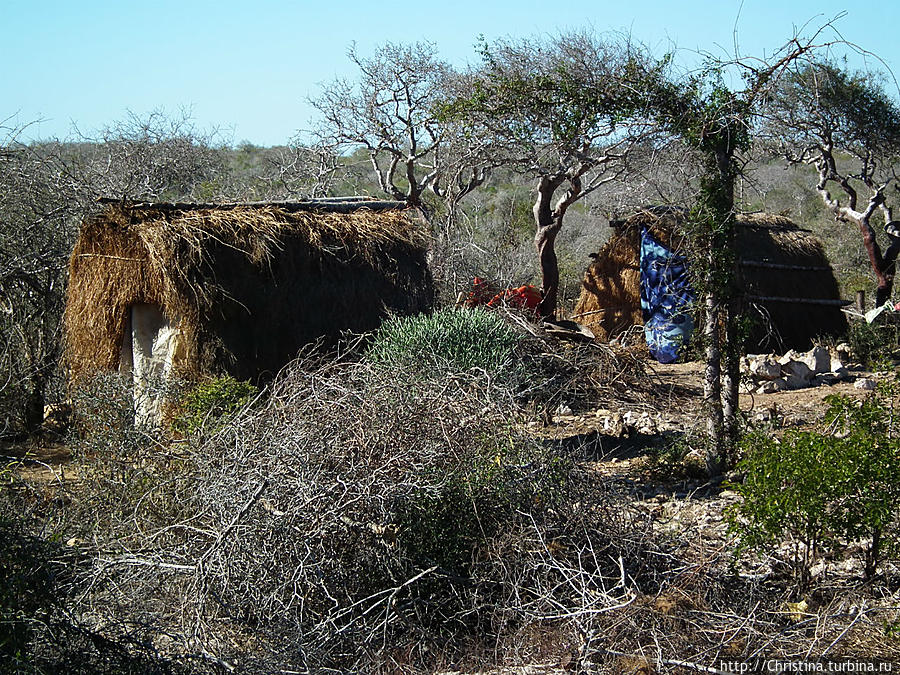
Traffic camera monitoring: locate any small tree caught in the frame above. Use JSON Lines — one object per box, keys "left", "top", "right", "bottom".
{"left": 731, "top": 387, "right": 900, "bottom": 582}
{"left": 444, "top": 31, "right": 658, "bottom": 319}
{"left": 645, "top": 32, "right": 839, "bottom": 473}
{"left": 763, "top": 60, "right": 900, "bottom": 306}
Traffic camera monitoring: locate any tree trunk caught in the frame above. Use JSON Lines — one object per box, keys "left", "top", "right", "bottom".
{"left": 704, "top": 290, "right": 726, "bottom": 477}
{"left": 533, "top": 175, "right": 567, "bottom": 320}
{"left": 856, "top": 216, "right": 896, "bottom": 306}
{"left": 23, "top": 376, "right": 45, "bottom": 434}
{"left": 535, "top": 222, "right": 562, "bottom": 319}
{"left": 722, "top": 294, "right": 742, "bottom": 454}
{"left": 702, "top": 148, "right": 737, "bottom": 477}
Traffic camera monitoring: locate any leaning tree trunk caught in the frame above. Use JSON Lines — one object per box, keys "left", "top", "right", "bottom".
{"left": 815, "top": 170, "right": 899, "bottom": 307}
{"left": 535, "top": 220, "right": 563, "bottom": 319}
{"left": 533, "top": 175, "right": 569, "bottom": 320}
{"left": 856, "top": 216, "right": 899, "bottom": 307}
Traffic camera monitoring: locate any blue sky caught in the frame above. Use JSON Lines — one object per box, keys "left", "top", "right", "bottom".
{"left": 3, "top": 0, "right": 898, "bottom": 147}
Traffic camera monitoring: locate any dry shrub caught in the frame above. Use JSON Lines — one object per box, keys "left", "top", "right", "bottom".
{"left": 41, "top": 353, "right": 666, "bottom": 673}
{"left": 15, "top": 347, "right": 899, "bottom": 672}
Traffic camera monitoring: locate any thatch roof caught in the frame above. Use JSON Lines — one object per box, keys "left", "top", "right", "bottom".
{"left": 64, "top": 198, "right": 433, "bottom": 383}
{"left": 573, "top": 208, "right": 848, "bottom": 351}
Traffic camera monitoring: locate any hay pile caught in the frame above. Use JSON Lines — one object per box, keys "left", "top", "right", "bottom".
{"left": 64, "top": 200, "right": 433, "bottom": 383}
{"left": 573, "top": 209, "right": 847, "bottom": 350}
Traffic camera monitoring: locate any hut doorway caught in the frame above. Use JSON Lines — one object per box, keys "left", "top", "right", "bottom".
{"left": 119, "top": 303, "right": 181, "bottom": 427}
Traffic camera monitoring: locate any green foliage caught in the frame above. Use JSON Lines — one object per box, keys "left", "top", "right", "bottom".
{"left": 730, "top": 385, "right": 900, "bottom": 580}
{"left": 173, "top": 375, "right": 258, "bottom": 436}
{"left": 848, "top": 319, "right": 900, "bottom": 369}
{"left": 642, "top": 435, "right": 707, "bottom": 480}
{"left": 773, "top": 61, "right": 900, "bottom": 156}
{"left": 366, "top": 307, "right": 523, "bottom": 379}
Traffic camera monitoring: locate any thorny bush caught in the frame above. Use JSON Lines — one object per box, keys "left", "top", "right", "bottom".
{"left": 10, "top": 352, "right": 665, "bottom": 672}
{"left": 6, "top": 350, "right": 900, "bottom": 670}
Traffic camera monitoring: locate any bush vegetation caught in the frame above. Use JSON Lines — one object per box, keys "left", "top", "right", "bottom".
{"left": 847, "top": 318, "right": 900, "bottom": 369}
{"left": 172, "top": 375, "right": 258, "bottom": 436}
{"left": 730, "top": 384, "right": 900, "bottom": 582}
{"left": 0, "top": 351, "right": 665, "bottom": 672}
{"left": 366, "top": 306, "right": 524, "bottom": 379}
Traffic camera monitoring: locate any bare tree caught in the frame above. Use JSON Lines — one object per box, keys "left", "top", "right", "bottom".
{"left": 0, "top": 120, "right": 76, "bottom": 432}
{"left": 0, "top": 111, "right": 222, "bottom": 433}
{"left": 762, "top": 59, "right": 900, "bottom": 306}
{"left": 310, "top": 41, "right": 487, "bottom": 213}
{"left": 63, "top": 109, "right": 223, "bottom": 204}
{"left": 266, "top": 143, "right": 340, "bottom": 198}
{"left": 444, "top": 32, "right": 659, "bottom": 319}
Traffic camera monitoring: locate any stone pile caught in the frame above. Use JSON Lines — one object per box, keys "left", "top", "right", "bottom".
{"left": 740, "top": 345, "right": 851, "bottom": 394}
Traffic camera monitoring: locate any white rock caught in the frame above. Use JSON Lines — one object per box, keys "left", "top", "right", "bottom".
{"left": 854, "top": 378, "right": 876, "bottom": 391}
{"left": 780, "top": 359, "right": 813, "bottom": 383}
{"left": 638, "top": 418, "right": 658, "bottom": 435}
{"left": 777, "top": 349, "right": 801, "bottom": 366}
{"left": 603, "top": 413, "right": 625, "bottom": 436}
{"left": 748, "top": 354, "right": 782, "bottom": 380}
{"left": 805, "top": 346, "right": 832, "bottom": 374}
{"left": 756, "top": 379, "right": 787, "bottom": 394}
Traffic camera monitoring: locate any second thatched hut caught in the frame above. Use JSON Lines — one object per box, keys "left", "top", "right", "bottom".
{"left": 573, "top": 208, "right": 848, "bottom": 352}
{"left": 64, "top": 198, "right": 433, "bottom": 422}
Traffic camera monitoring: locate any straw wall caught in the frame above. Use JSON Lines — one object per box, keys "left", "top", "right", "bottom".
{"left": 64, "top": 202, "right": 433, "bottom": 383}
{"left": 573, "top": 211, "right": 847, "bottom": 351}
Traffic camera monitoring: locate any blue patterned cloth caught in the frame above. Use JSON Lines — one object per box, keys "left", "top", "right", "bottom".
{"left": 640, "top": 228, "right": 695, "bottom": 363}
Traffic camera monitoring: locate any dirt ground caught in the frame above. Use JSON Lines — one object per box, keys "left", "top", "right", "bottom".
{"left": 542, "top": 358, "right": 874, "bottom": 440}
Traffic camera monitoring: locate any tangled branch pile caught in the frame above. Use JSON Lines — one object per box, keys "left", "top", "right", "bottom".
{"left": 5, "top": 327, "right": 899, "bottom": 672}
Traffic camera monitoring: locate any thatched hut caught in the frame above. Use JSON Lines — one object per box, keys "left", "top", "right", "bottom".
{"left": 64, "top": 198, "right": 433, "bottom": 421}
{"left": 573, "top": 208, "right": 848, "bottom": 352}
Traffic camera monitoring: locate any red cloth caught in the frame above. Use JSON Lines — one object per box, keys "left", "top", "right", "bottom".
{"left": 464, "top": 278, "right": 541, "bottom": 313}
{"left": 487, "top": 285, "right": 542, "bottom": 310}
{"left": 464, "top": 277, "right": 497, "bottom": 306}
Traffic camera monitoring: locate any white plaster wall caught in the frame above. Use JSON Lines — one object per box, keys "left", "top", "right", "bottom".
{"left": 121, "top": 304, "right": 181, "bottom": 428}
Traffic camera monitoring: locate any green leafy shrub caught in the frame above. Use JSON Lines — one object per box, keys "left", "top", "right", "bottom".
{"left": 847, "top": 318, "right": 900, "bottom": 369}
{"left": 173, "top": 375, "right": 258, "bottom": 435}
{"left": 366, "top": 307, "right": 523, "bottom": 379}
{"left": 730, "top": 385, "right": 900, "bottom": 581}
